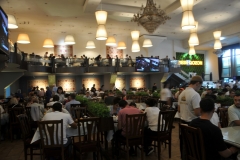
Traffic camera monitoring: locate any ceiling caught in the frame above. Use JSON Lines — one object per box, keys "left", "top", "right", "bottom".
{"left": 1, "top": 0, "right": 240, "bottom": 50}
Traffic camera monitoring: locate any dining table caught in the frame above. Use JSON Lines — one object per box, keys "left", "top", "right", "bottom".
{"left": 221, "top": 126, "right": 240, "bottom": 148}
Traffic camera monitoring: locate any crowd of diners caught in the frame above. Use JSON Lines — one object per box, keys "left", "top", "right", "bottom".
{"left": 0, "top": 75, "right": 240, "bottom": 159}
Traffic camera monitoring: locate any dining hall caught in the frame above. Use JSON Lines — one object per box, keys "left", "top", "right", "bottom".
{"left": 0, "top": 0, "right": 240, "bottom": 160}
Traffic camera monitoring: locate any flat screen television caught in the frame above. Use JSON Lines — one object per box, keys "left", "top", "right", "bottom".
{"left": 135, "top": 57, "right": 160, "bottom": 72}
{"left": 0, "top": 7, "right": 8, "bottom": 55}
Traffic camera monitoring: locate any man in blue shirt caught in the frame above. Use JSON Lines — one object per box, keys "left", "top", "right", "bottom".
{"left": 65, "top": 93, "right": 80, "bottom": 113}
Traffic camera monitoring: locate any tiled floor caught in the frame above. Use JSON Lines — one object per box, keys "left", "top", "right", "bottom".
{"left": 0, "top": 122, "right": 181, "bottom": 160}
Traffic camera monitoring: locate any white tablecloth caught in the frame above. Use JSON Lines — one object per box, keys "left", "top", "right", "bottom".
{"left": 135, "top": 103, "right": 146, "bottom": 110}
{"left": 31, "top": 126, "right": 84, "bottom": 144}
{"left": 221, "top": 126, "right": 240, "bottom": 148}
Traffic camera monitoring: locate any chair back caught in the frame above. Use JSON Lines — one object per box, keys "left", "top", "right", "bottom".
{"left": 218, "top": 108, "right": 228, "bottom": 128}
{"left": 30, "top": 106, "right": 41, "bottom": 121}
{"left": 76, "top": 117, "right": 99, "bottom": 146}
{"left": 70, "top": 104, "right": 81, "bottom": 117}
{"left": 17, "top": 114, "right": 32, "bottom": 141}
{"left": 9, "top": 107, "right": 25, "bottom": 124}
{"left": 71, "top": 107, "right": 86, "bottom": 119}
{"left": 180, "top": 124, "right": 206, "bottom": 160}
{"left": 38, "top": 120, "right": 64, "bottom": 148}
{"left": 125, "top": 113, "right": 146, "bottom": 139}
{"left": 159, "top": 100, "right": 168, "bottom": 111}
{"left": 157, "top": 110, "right": 177, "bottom": 134}
{"left": 24, "top": 107, "right": 34, "bottom": 122}
{"left": 98, "top": 117, "right": 115, "bottom": 132}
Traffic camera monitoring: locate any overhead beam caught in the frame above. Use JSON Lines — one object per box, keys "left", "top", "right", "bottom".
{"left": 182, "top": 20, "right": 240, "bottom": 49}
{"left": 83, "top": 0, "right": 101, "bottom": 13}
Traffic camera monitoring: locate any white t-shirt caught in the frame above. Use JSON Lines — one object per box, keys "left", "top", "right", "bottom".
{"left": 178, "top": 87, "right": 201, "bottom": 122}
{"left": 145, "top": 107, "right": 160, "bottom": 131}
{"left": 160, "top": 88, "right": 172, "bottom": 101}
{"left": 42, "top": 111, "right": 74, "bottom": 144}
{"left": 210, "top": 112, "right": 220, "bottom": 127}
{"left": 228, "top": 104, "right": 240, "bottom": 126}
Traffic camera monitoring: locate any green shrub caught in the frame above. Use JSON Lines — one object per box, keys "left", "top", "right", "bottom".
{"left": 126, "top": 91, "right": 134, "bottom": 95}
{"left": 216, "top": 96, "right": 234, "bottom": 106}
{"left": 152, "top": 92, "right": 160, "bottom": 98}
{"left": 75, "top": 95, "right": 110, "bottom": 117}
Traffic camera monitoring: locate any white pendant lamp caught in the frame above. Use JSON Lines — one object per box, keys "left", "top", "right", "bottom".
{"left": 214, "top": 39, "right": 222, "bottom": 49}
{"left": 213, "top": 31, "right": 222, "bottom": 49}
{"left": 43, "top": 39, "right": 54, "bottom": 48}
{"left": 131, "top": 31, "right": 140, "bottom": 41}
{"left": 106, "top": 36, "right": 117, "bottom": 46}
{"left": 188, "top": 21, "right": 199, "bottom": 46}
{"left": 117, "top": 41, "right": 126, "bottom": 49}
{"left": 213, "top": 31, "right": 221, "bottom": 39}
{"left": 17, "top": 34, "right": 30, "bottom": 44}
{"left": 132, "top": 41, "right": 140, "bottom": 52}
{"left": 95, "top": 11, "right": 108, "bottom": 25}
{"left": 143, "top": 39, "right": 153, "bottom": 47}
{"left": 64, "top": 35, "right": 75, "bottom": 45}
{"left": 96, "top": 25, "right": 107, "bottom": 40}
{"left": 189, "top": 46, "right": 196, "bottom": 55}
{"left": 7, "top": 14, "right": 18, "bottom": 29}
{"left": 180, "top": 0, "right": 195, "bottom": 30}
{"left": 86, "top": 41, "right": 96, "bottom": 49}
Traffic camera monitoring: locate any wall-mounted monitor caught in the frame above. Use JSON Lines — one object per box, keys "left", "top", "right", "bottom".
{"left": 0, "top": 6, "right": 9, "bottom": 55}
{"left": 135, "top": 57, "right": 159, "bottom": 72}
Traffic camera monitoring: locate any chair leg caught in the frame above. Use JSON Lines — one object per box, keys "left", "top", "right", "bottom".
{"left": 169, "top": 138, "right": 171, "bottom": 158}
{"left": 126, "top": 143, "right": 129, "bottom": 160}
{"left": 24, "top": 146, "right": 27, "bottom": 160}
{"left": 158, "top": 141, "right": 161, "bottom": 160}
{"left": 30, "top": 147, "right": 33, "bottom": 160}
{"left": 141, "top": 145, "right": 144, "bottom": 160}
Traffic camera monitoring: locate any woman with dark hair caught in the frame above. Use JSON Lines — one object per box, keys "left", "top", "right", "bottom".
{"left": 55, "top": 86, "right": 65, "bottom": 103}
{"left": 143, "top": 98, "right": 160, "bottom": 156}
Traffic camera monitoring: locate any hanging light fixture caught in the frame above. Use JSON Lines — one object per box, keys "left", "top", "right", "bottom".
{"left": 131, "top": 31, "right": 140, "bottom": 41}
{"left": 64, "top": 35, "right": 75, "bottom": 45}
{"left": 95, "top": 11, "right": 108, "bottom": 25}
{"left": 17, "top": 34, "right": 30, "bottom": 44}
{"left": 189, "top": 46, "right": 196, "bottom": 55}
{"left": 43, "top": 39, "right": 54, "bottom": 48}
{"left": 132, "top": 41, "right": 140, "bottom": 52}
{"left": 213, "top": 31, "right": 222, "bottom": 49}
{"left": 188, "top": 21, "right": 199, "bottom": 46}
{"left": 143, "top": 39, "right": 153, "bottom": 47}
{"left": 131, "top": 0, "right": 170, "bottom": 33}
{"left": 117, "top": 41, "right": 126, "bottom": 49}
{"left": 180, "top": 0, "right": 195, "bottom": 30}
{"left": 96, "top": 25, "right": 107, "bottom": 40}
{"left": 86, "top": 41, "right": 96, "bottom": 49}
{"left": 106, "top": 36, "right": 117, "bottom": 46}
{"left": 7, "top": 14, "right": 18, "bottom": 29}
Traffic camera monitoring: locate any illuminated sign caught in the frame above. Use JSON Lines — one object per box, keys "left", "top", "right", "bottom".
{"left": 179, "top": 60, "right": 203, "bottom": 65}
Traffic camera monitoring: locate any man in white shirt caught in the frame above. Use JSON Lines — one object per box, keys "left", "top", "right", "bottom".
{"left": 228, "top": 94, "right": 240, "bottom": 126}
{"left": 42, "top": 103, "right": 77, "bottom": 146}
{"left": 65, "top": 93, "right": 80, "bottom": 113}
{"left": 178, "top": 75, "right": 202, "bottom": 124}
{"left": 160, "top": 83, "right": 172, "bottom": 105}
{"left": 46, "top": 95, "right": 69, "bottom": 114}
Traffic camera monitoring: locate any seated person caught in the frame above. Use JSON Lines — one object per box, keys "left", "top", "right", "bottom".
{"left": 8, "top": 97, "right": 21, "bottom": 108}
{"left": 228, "top": 94, "right": 240, "bottom": 126}
{"left": 108, "top": 97, "right": 121, "bottom": 115}
{"left": 114, "top": 100, "right": 141, "bottom": 155}
{"left": 65, "top": 93, "right": 80, "bottom": 113}
{"left": 29, "top": 96, "right": 45, "bottom": 121}
{"left": 190, "top": 98, "right": 239, "bottom": 159}
{"left": 142, "top": 98, "right": 160, "bottom": 156}
{"left": 129, "top": 102, "right": 137, "bottom": 108}
{"left": 104, "top": 91, "right": 115, "bottom": 106}
{"left": 83, "top": 92, "right": 92, "bottom": 99}
{"left": 42, "top": 103, "right": 77, "bottom": 147}
{"left": 46, "top": 95, "right": 69, "bottom": 114}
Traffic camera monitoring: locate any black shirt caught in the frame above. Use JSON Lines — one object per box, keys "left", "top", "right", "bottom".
{"left": 104, "top": 96, "right": 115, "bottom": 105}
{"left": 189, "top": 118, "right": 227, "bottom": 160}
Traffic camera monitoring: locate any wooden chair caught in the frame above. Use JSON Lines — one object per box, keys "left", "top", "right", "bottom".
{"left": 24, "top": 107, "right": 38, "bottom": 128}
{"left": 72, "top": 117, "right": 101, "bottom": 160}
{"left": 117, "top": 113, "right": 146, "bottom": 160}
{"left": 150, "top": 110, "right": 177, "bottom": 159}
{"left": 17, "top": 114, "right": 41, "bottom": 160}
{"left": 180, "top": 124, "right": 206, "bottom": 160}
{"left": 219, "top": 108, "right": 228, "bottom": 128}
{"left": 98, "top": 117, "right": 115, "bottom": 150}
{"left": 38, "top": 120, "right": 68, "bottom": 160}
{"left": 158, "top": 100, "right": 168, "bottom": 111}
{"left": 8, "top": 107, "right": 25, "bottom": 141}
{"left": 0, "top": 108, "right": 1, "bottom": 143}
{"left": 70, "top": 104, "right": 82, "bottom": 117}
{"left": 71, "top": 106, "right": 86, "bottom": 119}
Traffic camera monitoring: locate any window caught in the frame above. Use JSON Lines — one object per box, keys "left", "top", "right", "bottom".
{"left": 222, "top": 49, "right": 231, "bottom": 77}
